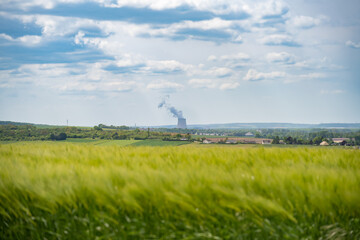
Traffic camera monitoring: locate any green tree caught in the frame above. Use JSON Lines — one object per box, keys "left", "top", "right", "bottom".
{"left": 285, "top": 136, "right": 293, "bottom": 144}
{"left": 49, "top": 133, "right": 56, "bottom": 141}
{"left": 94, "top": 126, "right": 103, "bottom": 131}
{"left": 112, "top": 132, "right": 119, "bottom": 140}
{"left": 57, "top": 133, "right": 67, "bottom": 141}
{"left": 313, "top": 136, "right": 323, "bottom": 145}
{"left": 354, "top": 136, "right": 360, "bottom": 145}
{"left": 272, "top": 136, "right": 280, "bottom": 144}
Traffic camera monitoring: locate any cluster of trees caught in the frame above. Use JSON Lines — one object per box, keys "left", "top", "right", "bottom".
{"left": 272, "top": 135, "right": 360, "bottom": 146}
{"left": 49, "top": 133, "right": 67, "bottom": 141}
{"left": 0, "top": 125, "right": 71, "bottom": 141}
{"left": 97, "top": 124, "right": 130, "bottom": 130}
{"left": 157, "top": 127, "right": 360, "bottom": 140}
{"left": 0, "top": 125, "right": 189, "bottom": 142}
{"left": 162, "top": 133, "right": 192, "bottom": 141}
{"left": 184, "top": 128, "right": 360, "bottom": 145}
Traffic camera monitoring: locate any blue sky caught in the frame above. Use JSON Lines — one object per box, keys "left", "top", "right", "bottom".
{"left": 0, "top": 0, "right": 359, "bottom": 126}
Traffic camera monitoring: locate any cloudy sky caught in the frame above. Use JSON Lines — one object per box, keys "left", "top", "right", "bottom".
{"left": 0, "top": 0, "right": 359, "bottom": 126}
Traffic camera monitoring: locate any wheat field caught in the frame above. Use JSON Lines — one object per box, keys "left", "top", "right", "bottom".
{"left": 0, "top": 142, "right": 359, "bottom": 239}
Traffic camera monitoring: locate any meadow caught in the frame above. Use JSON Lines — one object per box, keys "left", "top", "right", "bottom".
{"left": 0, "top": 142, "right": 359, "bottom": 239}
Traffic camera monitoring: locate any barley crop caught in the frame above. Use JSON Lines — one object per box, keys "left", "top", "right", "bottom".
{"left": 0, "top": 142, "right": 359, "bottom": 239}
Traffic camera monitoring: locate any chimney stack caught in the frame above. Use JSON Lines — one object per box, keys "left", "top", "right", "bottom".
{"left": 177, "top": 118, "right": 187, "bottom": 129}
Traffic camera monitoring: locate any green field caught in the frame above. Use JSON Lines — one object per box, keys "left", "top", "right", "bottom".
{"left": 130, "top": 139, "right": 191, "bottom": 146}
{"left": 64, "top": 138, "right": 189, "bottom": 146}
{"left": 0, "top": 142, "right": 359, "bottom": 239}
{"left": 64, "top": 138, "right": 141, "bottom": 146}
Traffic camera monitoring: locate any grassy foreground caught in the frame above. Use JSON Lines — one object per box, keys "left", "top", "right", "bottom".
{"left": 0, "top": 143, "right": 359, "bottom": 239}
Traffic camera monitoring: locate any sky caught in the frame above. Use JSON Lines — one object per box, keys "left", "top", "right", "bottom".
{"left": 0, "top": 0, "right": 359, "bottom": 126}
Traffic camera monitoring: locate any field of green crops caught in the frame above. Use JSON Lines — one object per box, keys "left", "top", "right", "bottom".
{"left": 63, "top": 138, "right": 190, "bottom": 147}
{"left": 64, "top": 138, "right": 142, "bottom": 146}
{"left": 1, "top": 142, "right": 360, "bottom": 239}
{"left": 130, "top": 139, "right": 190, "bottom": 146}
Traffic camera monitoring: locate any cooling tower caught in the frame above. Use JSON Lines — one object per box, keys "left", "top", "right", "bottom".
{"left": 177, "top": 118, "right": 187, "bottom": 129}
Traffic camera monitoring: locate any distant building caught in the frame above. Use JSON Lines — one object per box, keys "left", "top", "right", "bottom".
{"left": 320, "top": 141, "right": 329, "bottom": 146}
{"left": 332, "top": 138, "right": 350, "bottom": 144}
{"left": 203, "top": 139, "right": 213, "bottom": 144}
{"left": 245, "top": 132, "right": 254, "bottom": 137}
{"left": 177, "top": 118, "right": 187, "bottom": 129}
{"left": 262, "top": 139, "right": 272, "bottom": 144}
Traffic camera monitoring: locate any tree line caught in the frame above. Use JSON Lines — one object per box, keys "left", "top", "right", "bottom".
{"left": 0, "top": 125, "right": 182, "bottom": 142}
{"left": 0, "top": 124, "right": 359, "bottom": 145}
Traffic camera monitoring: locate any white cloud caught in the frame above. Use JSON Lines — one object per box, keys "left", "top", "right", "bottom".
{"left": 100, "top": 81, "right": 138, "bottom": 92}
{"left": 74, "top": 30, "right": 196, "bottom": 76}
{"left": 299, "top": 73, "right": 326, "bottom": 79}
{"left": 175, "top": 17, "right": 233, "bottom": 31}
{"left": 0, "top": 1, "right": 348, "bottom": 94}
{"left": 0, "top": 33, "right": 43, "bottom": 46}
{"left": 145, "top": 60, "right": 192, "bottom": 74}
{"left": 146, "top": 80, "right": 184, "bottom": 90}
{"left": 0, "top": 62, "right": 145, "bottom": 93}
{"left": 2, "top": 13, "right": 100, "bottom": 37}
{"left": 266, "top": 52, "right": 295, "bottom": 64}
{"left": 107, "top": 0, "right": 252, "bottom": 15}
{"left": 246, "top": 0, "right": 288, "bottom": 20}
{"left": 219, "top": 82, "right": 240, "bottom": 90}
{"left": 188, "top": 78, "right": 217, "bottom": 89}
{"left": 0, "top": 6, "right": 275, "bottom": 50}
{"left": 292, "top": 57, "right": 343, "bottom": 71}
{"left": 282, "top": 72, "right": 326, "bottom": 83}
{"left": 0, "top": 33, "right": 13, "bottom": 41}
{"left": 1, "top": 0, "right": 253, "bottom": 15}
{"left": 289, "top": 15, "right": 327, "bottom": 29}
{"left": 206, "top": 53, "right": 250, "bottom": 69}
{"left": 13, "top": 63, "right": 73, "bottom": 78}
{"left": 113, "top": 54, "right": 144, "bottom": 68}
{"left": 220, "top": 52, "right": 250, "bottom": 61}
{"left": 61, "top": 81, "right": 138, "bottom": 92}
{"left": 18, "top": 35, "right": 42, "bottom": 45}
{"left": 243, "top": 69, "right": 286, "bottom": 81}
{"left": 188, "top": 78, "right": 239, "bottom": 90}
{"left": 260, "top": 34, "right": 299, "bottom": 46}
{"left": 209, "top": 67, "right": 233, "bottom": 78}
{"left": 0, "top": 0, "right": 57, "bottom": 10}
{"left": 207, "top": 55, "right": 217, "bottom": 62}
{"left": 207, "top": 53, "right": 250, "bottom": 68}
{"left": 74, "top": 30, "right": 128, "bottom": 59}
{"left": 0, "top": 1, "right": 288, "bottom": 46}
{"left": 346, "top": 40, "right": 360, "bottom": 49}
{"left": 1, "top": 0, "right": 290, "bottom": 19}
{"left": 163, "top": 17, "right": 245, "bottom": 42}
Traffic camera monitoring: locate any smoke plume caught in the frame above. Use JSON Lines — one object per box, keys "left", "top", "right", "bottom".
{"left": 158, "top": 96, "right": 183, "bottom": 118}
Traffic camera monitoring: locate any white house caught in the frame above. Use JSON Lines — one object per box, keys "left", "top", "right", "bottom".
{"left": 262, "top": 140, "right": 272, "bottom": 144}
{"left": 332, "top": 138, "right": 350, "bottom": 144}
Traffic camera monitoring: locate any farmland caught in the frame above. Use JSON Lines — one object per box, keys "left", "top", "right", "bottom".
{"left": 1, "top": 142, "right": 359, "bottom": 239}
{"left": 130, "top": 139, "right": 190, "bottom": 146}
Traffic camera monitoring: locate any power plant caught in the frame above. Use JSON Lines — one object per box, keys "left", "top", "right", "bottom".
{"left": 158, "top": 96, "right": 187, "bottom": 129}
{"left": 177, "top": 118, "right": 187, "bottom": 129}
